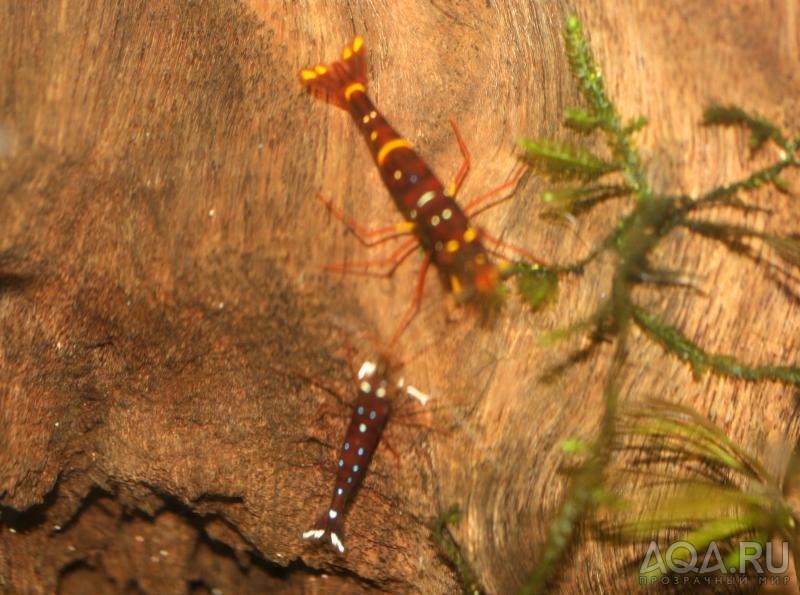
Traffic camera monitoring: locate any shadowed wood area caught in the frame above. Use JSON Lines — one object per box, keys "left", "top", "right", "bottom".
{"left": 1, "top": 0, "right": 798, "bottom": 593}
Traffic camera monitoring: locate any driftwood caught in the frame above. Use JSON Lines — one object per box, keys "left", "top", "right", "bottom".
{"left": 1, "top": 1, "right": 798, "bottom": 593}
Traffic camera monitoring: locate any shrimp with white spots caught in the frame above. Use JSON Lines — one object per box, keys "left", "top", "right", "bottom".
{"left": 303, "top": 359, "right": 402, "bottom": 553}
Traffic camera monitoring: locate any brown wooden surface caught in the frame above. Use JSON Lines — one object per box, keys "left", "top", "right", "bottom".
{"left": 1, "top": 1, "right": 799, "bottom": 593}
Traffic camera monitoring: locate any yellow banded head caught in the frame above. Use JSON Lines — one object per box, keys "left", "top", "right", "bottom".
{"left": 345, "top": 82, "right": 366, "bottom": 100}
{"left": 377, "top": 138, "right": 412, "bottom": 165}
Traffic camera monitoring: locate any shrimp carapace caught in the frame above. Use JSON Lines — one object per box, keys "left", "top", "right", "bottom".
{"left": 301, "top": 37, "right": 517, "bottom": 338}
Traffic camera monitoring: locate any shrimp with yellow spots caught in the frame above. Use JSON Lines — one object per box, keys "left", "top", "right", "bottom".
{"left": 301, "top": 36, "right": 532, "bottom": 340}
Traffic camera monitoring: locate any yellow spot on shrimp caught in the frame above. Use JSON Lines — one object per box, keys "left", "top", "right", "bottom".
{"left": 463, "top": 228, "right": 478, "bottom": 243}
{"left": 344, "top": 82, "right": 366, "bottom": 100}
{"left": 300, "top": 69, "right": 317, "bottom": 81}
{"left": 343, "top": 47, "right": 353, "bottom": 59}
{"left": 353, "top": 36, "right": 364, "bottom": 52}
{"left": 377, "top": 139, "right": 412, "bottom": 165}
{"left": 371, "top": 131, "right": 378, "bottom": 141}
{"left": 394, "top": 221, "right": 416, "bottom": 233}
{"left": 393, "top": 169, "right": 402, "bottom": 180}
{"left": 450, "top": 275, "right": 463, "bottom": 294}
{"left": 314, "top": 65, "right": 327, "bottom": 75}
{"left": 446, "top": 240, "right": 459, "bottom": 253}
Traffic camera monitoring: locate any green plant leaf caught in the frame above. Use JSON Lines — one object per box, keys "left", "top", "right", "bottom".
{"left": 564, "top": 107, "right": 610, "bottom": 133}
{"left": 703, "top": 104, "right": 787, "bottom": 151}
{"left": 515, "top": 264, "right": 558, "bottom": 312}
{"left": 520, "top": 138, "right": 620, "bottom": 182}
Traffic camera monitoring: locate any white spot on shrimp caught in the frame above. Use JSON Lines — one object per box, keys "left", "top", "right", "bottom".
{"left": 331, "top": 532, "right": 345, "bottom": 553}
{"left": 360, "top": 381, "right": 371, "bottom": 393}
{"left": 369, "top": 411, "right": 377, "bottom": 420}
{"left": 337, "top": 487, "right": 344, "bottom": 496}
{"left": 376, "top": 387, "right": 386, "bottom": 398}
{"left": 358, "top": 361, "right": 377, "bottom": 379}
{"left": 353, "top": 464, "right": 360, "bottom": 472}
{"left": 338, "top": 459, "right": 344, "bottom": 467}
{"left": 357, "top": 406, "right": 364, "bottom": 415}
{"left": 406, "top": 385, "right": 431, "bottom": 405}
{"left": 417, "top": 191, "right": 436, "bottom": 208}
{"left": 430, "top": 215, "right": 440, "bottom": 226}
{"left": 359, "top": 423, "right": 367, "bottom": 433}
{"left": 357, "top": 447, "right": 365, "bottom": 456}
{"left": 442, "top": 208, "right": 452, "bottom": 220}
{"left": 329, "top": 509, "right": 338, "bottom": 519}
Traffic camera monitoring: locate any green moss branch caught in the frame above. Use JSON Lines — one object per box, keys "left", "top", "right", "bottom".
{"left": 633, "top": 307, "right": 800, "bottom": 385}
{"left": 430, "top": 506, "right": 484, "bottom": 595}
{"left": 563, "top": 15, "right": 650, "bottom": 198}
{"left": 693, "top": 157, "right": 797, "bottom": 207}
{"left": 514, "top": 12, "right": 800, "bottom": 592}
{"left": 520, "top": 339, "right": 627, "bottom": 593}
